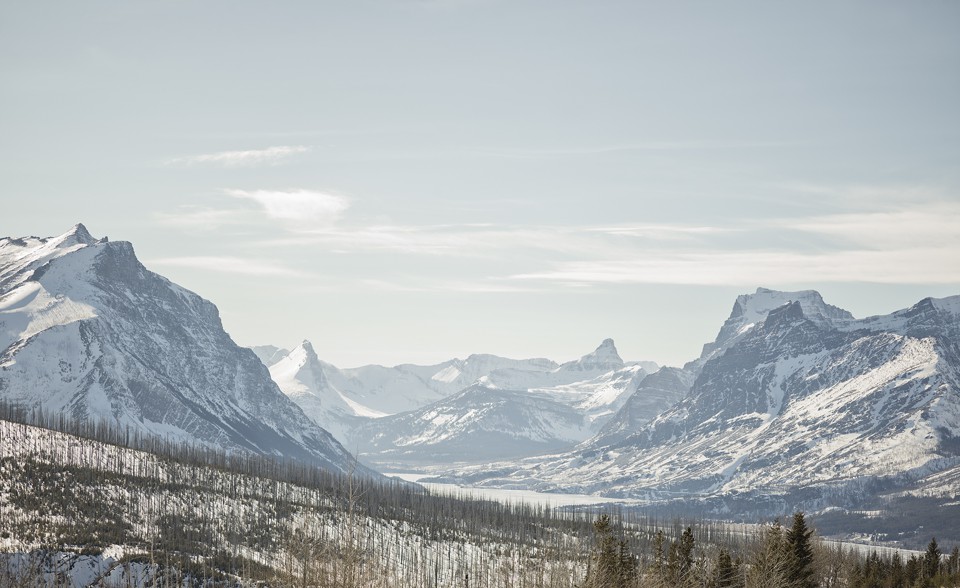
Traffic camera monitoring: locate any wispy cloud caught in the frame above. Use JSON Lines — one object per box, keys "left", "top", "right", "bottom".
{"left": 225, "top": 189, "right": 350, "bottom": 224}
{"left": 166, "top": 145, "right": 310, "bottom": 167}
{"left": 511, "top": 201, "right": 960, "bottom": 286}
{"left": 511, "top": 248, "right": 960, "bottom": 286}
{"left": 784, "top": 202, "right": 960, "bottom": 249}
{"left": 153, "top": 182, "right": 960, "bottom": 288}
{"left": 149, "top": 256, "right": 311, "bottom": 278}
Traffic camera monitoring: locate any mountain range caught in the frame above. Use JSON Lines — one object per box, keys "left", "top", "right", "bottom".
{"left": 434, "top": 288, "right": 960, "bottom": 519}
{"left": 3, "top": 224, "right": 958, "bottom": 525}
{"left": 260, "top": 337, "right": 670, "bottom": 467}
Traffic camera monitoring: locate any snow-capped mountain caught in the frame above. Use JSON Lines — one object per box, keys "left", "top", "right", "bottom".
{"left": 346, "top": 340, "right": 669, "bottom": 467}
{"left": 438, "top": 289, "right": 960, "bottom": 516}
{"left": 0, "top": 225, "right": 367, "bottom": 474}
{"left": 268, "top": 340, "right": 381, "bottom": 443}
{"left": 692, "top": 287, "right": 854, "bottom": 369}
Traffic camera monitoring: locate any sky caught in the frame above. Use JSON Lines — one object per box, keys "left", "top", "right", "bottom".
{"left": 2, "top": 1, "right": 958, "bottom": 368}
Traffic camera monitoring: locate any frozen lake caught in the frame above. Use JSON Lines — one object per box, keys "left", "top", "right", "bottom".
{"left": 386, "top": 472, "right": 638, "bottom": 508}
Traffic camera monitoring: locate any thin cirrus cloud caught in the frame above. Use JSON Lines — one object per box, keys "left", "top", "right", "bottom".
{"left": 510, "top": 202, "right": 960, "bottom": 286}
{"left": 225, "top": 189, "right": 350, "bottom": 224}
{"left": 166, "top": 145, "right": 310, "bottom": 167}
{"left": 510, "top": 248, "right": 960, "bottom": 286}
{"left": 149, "top": 256, "right": 312, "bottom": 278}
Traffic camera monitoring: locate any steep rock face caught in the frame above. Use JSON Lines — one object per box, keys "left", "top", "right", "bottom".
{"left": 592, "top": 367, "right": 693, "bottom": 445}
{"left": 0, "top": 225, "right": 366, "bottom": 474}
{"left": 443, "top": 290, "right": 960, "bottom": 515}
{"left": 694, "top": 287, "right": 854, "bottom": 369}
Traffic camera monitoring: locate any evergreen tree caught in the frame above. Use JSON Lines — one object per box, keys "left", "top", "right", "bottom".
{"left": 715, "top": 548, "right": 736, "bottom": 588}
{"left": 948, "top": 546, "right": 959, "bottom": 576}
{"left": 904, "top": 555, "right": 921, "bottom": 587}
{"left": 585, "top": 514, "right": 636, "bottom": 588}
{"left": 785, "top": 512, "right": 816, "bottom": 588}
{"left": 922, "top": 537, "right": 941, "bottom": 580}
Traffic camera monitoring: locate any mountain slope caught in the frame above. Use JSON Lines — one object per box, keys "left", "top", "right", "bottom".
{"left": 0, "top": 224, "right": 365, "bottom": 474}
{"left": 440, "top": 290, "right": 960, "bottom": 516}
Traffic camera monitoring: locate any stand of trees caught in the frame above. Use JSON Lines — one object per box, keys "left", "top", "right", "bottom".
{"left": 1, "top": 403, "right": 958, "bottom": 587}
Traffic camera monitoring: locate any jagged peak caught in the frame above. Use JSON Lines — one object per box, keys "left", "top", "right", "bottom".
{"left": 729, "top": 288, "right": 853, "bottom": 325}
{"left": 292, "top": 339, "right": 321, "bottom": 364}
{"left": 698, "top": 288, "right": 853, "bottom": 362}
{"left": 54, "top": 223, "right": 99, "bottom": 248}
{"left": 562, "top": 338, "right": 624, "bottom": 371}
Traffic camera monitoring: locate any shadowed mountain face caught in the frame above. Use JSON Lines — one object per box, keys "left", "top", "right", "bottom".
{"left": 0, "top": 225, "right": 369, "bottom": 475}
{"left": 437, "top": 290, "right": 960, "bottom": 518}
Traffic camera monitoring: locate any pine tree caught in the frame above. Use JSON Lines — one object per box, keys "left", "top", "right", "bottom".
{"left": 923, "top": 537, "right": 941, "bottom": 580}
{"left": 715, "top": 548, "right": 736, "bottom": 588}
{"left": 585, "top": 514, "right": 636, "bottom": 588}
{"left": 785, "top": 512, "right": 816, "bottom": 588}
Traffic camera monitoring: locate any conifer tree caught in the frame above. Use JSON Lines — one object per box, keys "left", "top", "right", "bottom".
{"left": 715, "top": 548, "right": 736, "bottom": 588}
{"left": 784, "top": 512, "right": 816, "bottom": 588}
{"left": 923, "top": 537, "right": 941, "bottom": 580}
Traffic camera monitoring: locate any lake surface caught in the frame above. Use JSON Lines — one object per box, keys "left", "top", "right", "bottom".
{"left": 386, "top": 472, "right": 637, "bottom": 508}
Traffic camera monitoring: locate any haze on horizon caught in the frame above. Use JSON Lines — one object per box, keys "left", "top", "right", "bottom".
{"left": 2, "top": 1, "right": 958, "bottom": 368}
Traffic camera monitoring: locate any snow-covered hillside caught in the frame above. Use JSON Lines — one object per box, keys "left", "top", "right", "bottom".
{"left": 0, "top": 225, "right": 365, "bottom": 474}
{"left": 437, "top": 289, "right": 960, "bottom": 517}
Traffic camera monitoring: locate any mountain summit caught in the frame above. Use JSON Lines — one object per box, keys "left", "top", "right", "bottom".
{"left": 562, "top": 338, "right": 625, "bottom": 372}
{"left": 698, "top": 287, "right": 854, "bottom": 363}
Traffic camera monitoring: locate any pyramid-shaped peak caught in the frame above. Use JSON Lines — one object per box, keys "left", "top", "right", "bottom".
{"left": 594, "top": 338, "right": 620, "bottom": 356}
{"left": 295, "top": 339, "right": 320, "bottom": 361}
{"left": 53, "top": 223, "right": 99, "bottom": 248}
{"left": 563, "top": 338, "right": 624, "bottom": 372}
{"left": 67, "top": 223, "right": 96, "bottom": 243}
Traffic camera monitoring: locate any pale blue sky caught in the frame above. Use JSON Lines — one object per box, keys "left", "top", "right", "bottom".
{"left": 2, "top": 1, "right": 958, "bottom": 367}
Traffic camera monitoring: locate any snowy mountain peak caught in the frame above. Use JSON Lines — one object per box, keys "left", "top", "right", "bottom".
{"left": 561, "top": 338, "right": 624, "bottom": 372}
{"left": 699, "top": 287, "right": 854, "bottom": 362}
{"left": 53, "top": 223, "right": 98, "bottom": 248}
{"left": 298, "top": 339, "right": 318, "bottom": 358}
{"left": 735, "top": 287, "right": 852, "bottom": 325}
